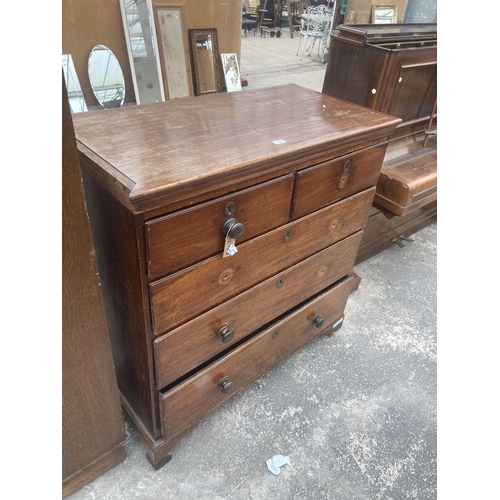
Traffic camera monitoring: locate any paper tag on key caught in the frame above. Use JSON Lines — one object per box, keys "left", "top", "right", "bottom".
{"left": 223, "top": 236, "right": 238, "bottom": 258}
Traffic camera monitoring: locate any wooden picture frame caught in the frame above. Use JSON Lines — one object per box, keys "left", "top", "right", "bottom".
{"left": 372, "top": 5, "right": 398, "bottom": 24}
{"left": 189, "top": 28, "right": 222, "bottom": 96}
{"left": 345, "top": 10, "right": 356, "bottom": 25}
{"left": 153, "top": 3, "right": 193, "bottom": 99}
{"left": 221, "top": 53, "right": 242, "bottom": 93}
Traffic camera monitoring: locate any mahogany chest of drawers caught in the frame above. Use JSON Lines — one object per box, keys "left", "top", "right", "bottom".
{"left": 73, "top": 84, "right": 400, "bottom": 469}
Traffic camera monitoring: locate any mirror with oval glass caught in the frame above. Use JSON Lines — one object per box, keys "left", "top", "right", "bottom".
{"left": 189, "top": 29, "right": 221, "bottom": 96}
{"left": 119, "top": 0, "right": 164, "bottom": 104}
{"left": 88, "top": 44, "right": 126, "bottom": 109}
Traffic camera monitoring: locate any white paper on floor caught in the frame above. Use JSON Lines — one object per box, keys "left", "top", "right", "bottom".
{"left": 266, "top": 454, "right": 290, "bottom": 475}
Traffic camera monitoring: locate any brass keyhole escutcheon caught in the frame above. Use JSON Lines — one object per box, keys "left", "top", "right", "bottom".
{"left": 272, "top": 329, "right": 280, "bottom": 339}
{"left": 338, "top": 160, "right": 351, "bottom": 189}
{"left": 276, "top": 277, "right": 285, "bottom": 288}
{"left": 224, "top": 201, "right": 236, "bottom": 217}
{"left": 284, "top": 228, "right": 293, "bottom": 241}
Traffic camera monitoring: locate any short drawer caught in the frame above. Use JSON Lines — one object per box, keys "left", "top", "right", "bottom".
{"left": 159, "top": 275, "right": 355, "bottom": 442}
{"left": 146, "top": 175, "right": 294, "bottom": 280}
{"left": 291, "top": 142, "right": 388, "bottom": 219}
{"left": 150, "top": 187, "right": 375, "bottom": 333}
{"left": 154, "top": 230, "right": 363, "bottom": 388}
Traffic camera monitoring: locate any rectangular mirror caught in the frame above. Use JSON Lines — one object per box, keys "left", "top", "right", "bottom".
{"left": 62, "top": 54, "right": 88, "bottom": 113}
{"left": 372, "top": 5, "right": 398, "bottom": 24}
{"left": 154, "top": 4, "right": 193, "bottom": 100}
{"left": 189, "top": 28, "right": 222, "bottom": 96}
{"left": 221, "top": 53, "right": 242, "bottom": 93}
{"left": 119, "top": 0, "right": 164, "bottom": 104}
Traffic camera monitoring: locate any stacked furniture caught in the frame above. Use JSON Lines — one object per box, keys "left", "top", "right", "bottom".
{"left": 322, "top": 24, "right": 437, "bottom": 262}
{"left": 73, "top": 84, "right": 400, "bottom": 469}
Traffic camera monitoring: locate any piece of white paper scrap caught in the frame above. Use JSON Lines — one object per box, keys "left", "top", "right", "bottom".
{"left": 266, "top": 454, "right": 290, "bottom": 475}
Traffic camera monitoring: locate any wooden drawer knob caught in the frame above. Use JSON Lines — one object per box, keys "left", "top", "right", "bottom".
{"left": 216, "top": 323, "right": 235, "bottom": 343}
{"left": 312, "top": 314, "right": 325, "bottom": 329}
{"left": 218, "top": 376, "right": 234, "bottom": 394}
{"left": 222, "top": 218, "right": 244, "bottom": 239}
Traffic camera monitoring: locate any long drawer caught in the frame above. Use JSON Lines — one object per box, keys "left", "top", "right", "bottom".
{"left": 159, "top": 275, "right": 355, "bottom": 442}
{"left": 146, "top": 175, "right": 295, "bottom": 280}
{"left": 150, "top": 187, "right": 375, "bottom": 333}
{"left": 154, "top": 231, "right": 363, "bottom": 388}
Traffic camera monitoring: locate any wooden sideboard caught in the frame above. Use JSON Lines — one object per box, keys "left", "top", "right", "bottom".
{"left": 73, "top": 84, "right": 400, "bottom": 469}
{"left": 62, "top": 76, "right": 126, "bottom": 497}
{"left": 322, "top": 24, "right": 437, "bottom": 262}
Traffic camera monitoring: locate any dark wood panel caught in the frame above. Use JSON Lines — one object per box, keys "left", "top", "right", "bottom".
{"left": 62, "top": 75, "right": 125, "bottom": 496}
{"left": 82, "top": 173, "right": 162, "bottom": 440}
{"left": 150, "top": 188, "right": 375, "bottom": 333}
{"left": 322, "top": 41, "right": 387, "bottom": 108}
{"left": 146, "top": 175, "right": 294, "bottom": 279}
{"left": 389, "top": 63, "right": 437, "bottom": 122}
{"left": 322, "top": 28, "right": 437, "bottom": 132}
{"left": 160, "top": 276, "right": 355, "bottom": 444}
{"left": 154, "top": 231, "right": 363, "bottom": 388}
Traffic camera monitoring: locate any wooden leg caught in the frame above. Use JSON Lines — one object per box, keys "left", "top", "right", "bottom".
{"left": 349, "top": 272, "right": 362, "bottom": 293}
{"left": 146, "top": 451, "right": 173, "bottom": 471}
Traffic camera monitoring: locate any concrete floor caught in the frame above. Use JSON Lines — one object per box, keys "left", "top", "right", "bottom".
{"left": 66, "top": 28, "right": 437, "bottom": 500}
{"left": 239, "top": 25, "right": 328, "bottom": 92}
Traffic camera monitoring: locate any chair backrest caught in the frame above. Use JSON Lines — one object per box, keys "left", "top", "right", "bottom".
{"left": 307, "top": 4, "right": 332, "bottom": 16}
{"left": 302, "top": 5, "right": 333, "bottom": 34}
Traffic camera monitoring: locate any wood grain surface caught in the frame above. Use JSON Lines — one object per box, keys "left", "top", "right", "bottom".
{"left": 73, "top": 85, "right": 400, "bottom": 212}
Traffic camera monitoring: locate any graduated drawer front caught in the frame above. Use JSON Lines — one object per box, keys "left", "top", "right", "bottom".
{"left": 159, "top": 275, "right": 355, "bottom": 442}
{"left": 150, "top": 187, "right": 375, "bottom": 333}
{"left": 146, "top": 175, "right": 295, "bottom": 280}
{"left": 154, "top": 231, "right": 363, "bottom": 388}
{"left": 291, "top": 142, "right": 388, "bottom": 219}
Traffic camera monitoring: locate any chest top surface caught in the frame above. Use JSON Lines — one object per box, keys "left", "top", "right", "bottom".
{"left": 73, "top": 84, "right": 400, "bottom": 213}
